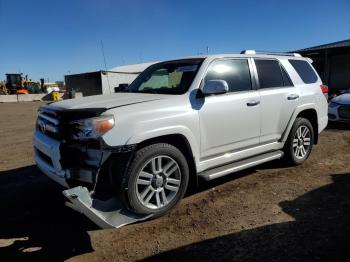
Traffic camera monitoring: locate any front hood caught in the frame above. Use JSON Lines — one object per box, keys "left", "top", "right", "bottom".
{"left": 50, "top": 92, "right": 167, "bottom": 110}
{"left": 331, "top": 94, "right": 350, "bottom": 105}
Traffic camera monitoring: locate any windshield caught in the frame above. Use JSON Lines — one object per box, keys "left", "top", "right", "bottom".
{"left": 128, "top": 59, "right": 203, "bottom": 94}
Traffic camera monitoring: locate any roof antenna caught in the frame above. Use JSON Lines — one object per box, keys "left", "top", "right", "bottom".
{"left": 100, "top": 40, "right": 111, "bottom": 93}
{"left": 206, "top": 46, "right": 209, "bottom": 55}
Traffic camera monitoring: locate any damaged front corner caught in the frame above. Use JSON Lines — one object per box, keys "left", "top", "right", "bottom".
{"left": 62, "top": 186, "right": 153, "bottom": 229}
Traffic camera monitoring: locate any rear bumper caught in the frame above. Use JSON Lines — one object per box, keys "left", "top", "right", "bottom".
{"left": 33, "top": 131, "right": 69, "bottom": 188}
{"left": 319, "top": 115, "right": 328, "bottom": 133}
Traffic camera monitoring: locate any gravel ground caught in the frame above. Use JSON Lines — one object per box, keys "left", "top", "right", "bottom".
{"left": 0, "top": 101, "right": 349, "bottom": 262}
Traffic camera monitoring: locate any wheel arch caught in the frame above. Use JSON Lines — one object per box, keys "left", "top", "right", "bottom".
{"left": 136, "top": 134, "right": 198, "bottom": 189}
{"left": 296, "top": 109, "right": 318, "bottom": 144}
{"left": 282, "top": 105, "right": 319, "bottom": 144}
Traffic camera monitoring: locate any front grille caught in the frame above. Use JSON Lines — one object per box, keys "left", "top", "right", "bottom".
{"left": 35, "top": 148, "right": 54, "bottom": 167}
{"left": 36, "top": 105, "right": 106, "bottom": 140}
{"left": 338, "top": 106, "right": 350, "bottom": 120}
{"left": 37, "top": 110, "right": 61, "bottom": 139}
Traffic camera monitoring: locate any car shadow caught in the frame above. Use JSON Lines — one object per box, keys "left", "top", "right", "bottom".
{"left": 145, "top": 173, "right": 350, "bottom": 262}
{"left": 0, "top": 165, "right": 98, "bottom": 261}
{"left": 0, "top": 163, "right": 265, "bottom": 261}
{"left": 326, "top": 121, "right": 350, "bottom": 131}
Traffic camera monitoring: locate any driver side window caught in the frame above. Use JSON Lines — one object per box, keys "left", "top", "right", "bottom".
{"left": 205, "top": 59, "right": 252, "bottom": 92}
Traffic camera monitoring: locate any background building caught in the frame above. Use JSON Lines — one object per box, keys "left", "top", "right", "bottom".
{"left": 65, "top": 62, "right": 155, "bottom": 97}
{"left": 293, "top": 39, "right": 350, "bottom": 93}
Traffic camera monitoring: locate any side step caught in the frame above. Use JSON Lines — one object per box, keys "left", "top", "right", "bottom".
{"left": 198, "top": 150, "right": 284, "bottom": 181}
{"left": 63, "top": 186, "right": 153, "bottom": 229}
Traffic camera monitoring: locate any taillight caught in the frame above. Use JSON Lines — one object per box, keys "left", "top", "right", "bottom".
{"left": 320, "top": 84, "right": 329, "bottom": 100}
{"left": 320, "top": 84, "right": 328, "bottom": 94}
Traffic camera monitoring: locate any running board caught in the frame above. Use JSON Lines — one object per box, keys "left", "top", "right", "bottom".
{"left": 198, "top": 150, "right": 284, "bottom": 181}
{"left": 63, "top": 186, "right": 153, "bottom": 229}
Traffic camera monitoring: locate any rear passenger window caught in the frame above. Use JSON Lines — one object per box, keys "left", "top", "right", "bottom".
{"left": 289, "top": 59, "right": 318, "bottom": 84}
{"left": 205, "top": 59, "right": 252, "bottom": 92}
{"left": 255, "top": 59, "right": 292, "bottom": 89}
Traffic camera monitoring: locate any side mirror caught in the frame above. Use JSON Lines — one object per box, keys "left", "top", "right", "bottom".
{"left": 202, "top": 80, "right": 228, "bottom": 95}
{"left": 114, "top": 83, "right": 129, "bottom": 93}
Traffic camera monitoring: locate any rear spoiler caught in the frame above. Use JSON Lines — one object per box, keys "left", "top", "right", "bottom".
{"left": 306, "top": 57, "right": 313, "bottom": 63}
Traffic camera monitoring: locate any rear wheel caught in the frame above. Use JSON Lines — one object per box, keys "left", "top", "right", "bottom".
{"left": 122, "top": 143, "right": 189, "bottom": 216}
{"left": 284, "top": 117, "right": 314, "bottom": 165}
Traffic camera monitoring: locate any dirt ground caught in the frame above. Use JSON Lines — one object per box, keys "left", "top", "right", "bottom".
{"left": 0, "top": 101, "right": 349, "bottom": 262}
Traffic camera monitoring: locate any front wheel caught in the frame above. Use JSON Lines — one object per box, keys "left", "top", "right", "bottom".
{"left": 122, "top": 143, "right": 189, "bottom": 216}
{"left": 284, "top": 117, "right": 314, "bottom": 165}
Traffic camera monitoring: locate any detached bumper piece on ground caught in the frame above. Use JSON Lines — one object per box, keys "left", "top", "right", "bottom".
{"left": 63, "top": 186, "right": 152, "bottom": 228}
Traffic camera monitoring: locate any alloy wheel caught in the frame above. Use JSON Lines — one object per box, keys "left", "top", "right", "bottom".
{"left": 292, "top": 125, "right": 311, "bottom": 159}
{"left": 135, "top": 155, "right": 181, "bottom": 209}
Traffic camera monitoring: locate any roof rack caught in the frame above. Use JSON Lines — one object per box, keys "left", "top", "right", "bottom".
{"left": 240, "top": 50, "right": 302, "bottom": 57}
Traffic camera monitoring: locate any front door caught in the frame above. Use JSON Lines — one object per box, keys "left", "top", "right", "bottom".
{"left": 199, "top": 58, "right": 261, "bottom": 159}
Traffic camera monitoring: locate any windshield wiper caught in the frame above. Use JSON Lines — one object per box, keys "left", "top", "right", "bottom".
{"left": 138, "top": 88, "right": 159, "bottom": 94}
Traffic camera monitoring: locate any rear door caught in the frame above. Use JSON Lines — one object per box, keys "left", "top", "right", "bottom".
{"left": 253, "top": 58, "right": 298, "bottom": 144}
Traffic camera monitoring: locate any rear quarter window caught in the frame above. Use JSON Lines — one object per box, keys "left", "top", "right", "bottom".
{"left": 289, "top": 59, "right": 318, "bottom": 84}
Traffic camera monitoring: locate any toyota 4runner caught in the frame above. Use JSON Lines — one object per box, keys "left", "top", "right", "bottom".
{"left": 33, "top": 51, "right": 328, "bottom": 227}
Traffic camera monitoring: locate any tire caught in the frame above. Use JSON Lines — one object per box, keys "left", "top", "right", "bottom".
{"left": 284, "top": 117, "right": 314, "bottom": 165}
{"left": 121, "top": 143, "right": 189, "bottom": 216}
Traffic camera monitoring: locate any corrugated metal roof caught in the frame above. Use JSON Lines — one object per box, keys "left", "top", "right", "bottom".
{"left": 295, "top": 39, "right": 350, "bottom": 52}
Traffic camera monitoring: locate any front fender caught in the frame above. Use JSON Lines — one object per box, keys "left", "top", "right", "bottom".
{"left": 126, "top": 125, "right": 200, "bottom": 165}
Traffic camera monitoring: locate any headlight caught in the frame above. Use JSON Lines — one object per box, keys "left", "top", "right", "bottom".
{"left": 328, "top": 101, "right": 339, "bottom": 108}
{"left": 70, "top": 115, "right": 115, "bottom": 140}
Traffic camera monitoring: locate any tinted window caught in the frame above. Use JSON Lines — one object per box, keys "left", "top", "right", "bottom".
{"left": 205, "top": 59, "right": 252, "bottom": 92}
{"left": 289, "top": 59, "right": 318, "bottom": 84}
{"left": 255, "top": 59, "right": 285, "bottom": 88}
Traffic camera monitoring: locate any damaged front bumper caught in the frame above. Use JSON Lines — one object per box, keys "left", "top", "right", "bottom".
{"left": 33, "top": 130, "right": 106, "bottom": 187}
{"left": 33, "top": 131, "right": 69, "bottom": 187}
{"left": 63, "top": 186, "right": 152, "bottom": 228}
{"left": 33, "top": 131, "right": 150, "bottom": 228}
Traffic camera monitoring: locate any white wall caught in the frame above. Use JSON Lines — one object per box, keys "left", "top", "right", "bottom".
{"left": 101, "top": 62, "right": 156, "bottom": 94}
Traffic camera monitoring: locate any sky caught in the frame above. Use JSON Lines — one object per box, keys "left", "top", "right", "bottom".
{"left": 0, "top": 0, "right": 349, "bottom": 81}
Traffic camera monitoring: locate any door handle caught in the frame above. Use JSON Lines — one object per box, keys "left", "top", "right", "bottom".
{"left": 247, "top": 100, "right": 260, "bottom": 107}
{"left": 287, "top": 94, "right": 299, "bottom": 100}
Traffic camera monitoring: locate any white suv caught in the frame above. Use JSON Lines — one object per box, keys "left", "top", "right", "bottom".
{"left": 33, "top": 51, "right": 328, "bottom": 226}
